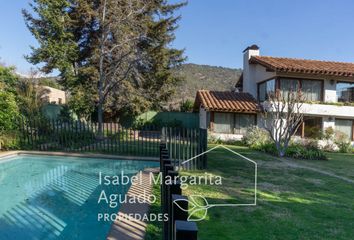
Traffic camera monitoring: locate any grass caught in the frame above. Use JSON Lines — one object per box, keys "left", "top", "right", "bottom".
{"left": 144, "top": 178, "right": 163, "bottom": 240}
{"left": 145, "top": 145, "right": 354, "bottom": 240}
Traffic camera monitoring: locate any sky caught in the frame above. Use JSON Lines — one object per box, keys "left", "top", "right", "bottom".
{"left": 1, "top": 0, "right": 354, "bottom": 74}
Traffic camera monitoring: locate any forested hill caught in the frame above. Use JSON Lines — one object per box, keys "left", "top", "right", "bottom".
{"left": 171, "top": 63, "right": 242, "bottom": 104}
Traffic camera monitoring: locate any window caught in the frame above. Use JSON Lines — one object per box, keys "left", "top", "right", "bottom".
{"left": 296, "top": 116, "right": 323, "bottom": 139}
{"left": 258, "top": 79, "right": 275, "bottom": 101}
{"left": 301, "top": 80, "right": 322, "bottom": 101}
{"left": 214, "top": 113, "right": 233, "bottom": 133}
{"left": 279, "top": 78, "right": 300, "bottom": 100}
{"left": 58, "top": 98, "right": 62, "bottom": 104}
{"left": 213, "top": 113, "right": 256, "bottom": 134}
{"left": 279, "top": 78, "right": 322, "bottom": 101}
{"left": 336, "top": 82, "right": 354, "bottom": 102}
{"left": 235, "top": 114, "right": 256, "bottom": 134}
{"left": 335, "top": 119, "right": 353, "bottom": 140}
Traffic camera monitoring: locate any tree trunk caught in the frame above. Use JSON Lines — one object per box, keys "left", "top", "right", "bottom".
{"left": 97, "top": 100, "right": 104, "bottom": 139}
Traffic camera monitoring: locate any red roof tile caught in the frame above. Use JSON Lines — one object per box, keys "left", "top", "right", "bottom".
{"left": 250, "top": 56, "right": 354, "bottom": 77}
{"left": 194, "top": 90, "right": 258, "bottom": 113}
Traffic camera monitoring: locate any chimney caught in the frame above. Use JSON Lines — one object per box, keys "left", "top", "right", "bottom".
{"left": 243, "top": 44, "right": 259, "bottom": 60}
{"left": 242, "top": 44, "right": 259, "bottom": 97}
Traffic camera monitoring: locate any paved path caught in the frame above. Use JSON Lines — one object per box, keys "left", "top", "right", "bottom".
{"left": 107, "top": 168, "right": 159, "bottom": 240}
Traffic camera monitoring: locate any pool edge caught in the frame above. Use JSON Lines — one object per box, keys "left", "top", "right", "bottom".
{"left": 0, "top": 151, "right": 159, "bottom": 162}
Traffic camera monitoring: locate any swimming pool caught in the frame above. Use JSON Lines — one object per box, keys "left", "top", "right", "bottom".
{"left": 0, "top": 154, "right": 158, "bottom": 240}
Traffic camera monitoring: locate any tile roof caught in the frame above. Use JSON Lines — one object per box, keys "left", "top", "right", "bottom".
{"left": 250, "top": 56, "right": 354, "bottom": 77}
{"left": 194, "top": 90, "right": 258, "bottom": 113}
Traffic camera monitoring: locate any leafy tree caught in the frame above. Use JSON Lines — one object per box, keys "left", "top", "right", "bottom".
{"left": 58, "top": 105, "right": 73, "bottom": 122}
{"left": 16, "top": 77, "right": 48, "bottom": 118}
{"left": 0, "top": 65, "right": 18, "bottom": 94}
{"left": 0, "top": 90, "right": 19, "bottom": 131}
{"left": 23, "top": 0, "right": 186, "bottom": 130}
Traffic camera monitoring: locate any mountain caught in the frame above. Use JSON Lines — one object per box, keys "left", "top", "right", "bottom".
{"left": 169, "top": 63, "right": 242, "bottom": 107}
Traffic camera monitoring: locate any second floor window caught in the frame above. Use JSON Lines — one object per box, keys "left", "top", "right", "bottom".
{"left": 337, "top": 82, "right": 354, "bottom": 102}
{"left": 279, "top": 78, "right": 322, "bottom": 102}
{"left": 301, "top": 80, "right": 322, "bottom": 101}
{"left": 258, "top": 79, "right": 275, "bottom": 101}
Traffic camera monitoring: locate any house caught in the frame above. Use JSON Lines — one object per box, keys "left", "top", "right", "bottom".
{"left": 194, "top": 90, "right": 259, "bottom": 141}
{"left": 41, "top": 86, "right": 66, "bottom": 105}
{"left": 195, "top": 45, "right": 354, "bottom": 142}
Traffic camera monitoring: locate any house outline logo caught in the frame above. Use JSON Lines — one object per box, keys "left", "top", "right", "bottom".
{"left": 173, "top": 145, "right": 258, "bottom": 222}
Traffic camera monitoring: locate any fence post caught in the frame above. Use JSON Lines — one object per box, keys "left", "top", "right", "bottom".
{"left": 200, "top": 128, "right": 208, "bottom": 169}
{"left": 175, "top": 220, "right": 198, "bottom": 240}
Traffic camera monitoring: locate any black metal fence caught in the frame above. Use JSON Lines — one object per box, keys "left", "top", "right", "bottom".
{"left": 17, "top": 118, "right": 207, "bottom": 163}
{"left": 162, "top": 127, "right": 207, "bottom": 170}
{"left": 160, "top": 143, "right": 198, "bottom": 240}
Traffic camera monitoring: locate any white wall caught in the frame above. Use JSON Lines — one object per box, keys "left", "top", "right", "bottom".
{"left": 301, "top": 103, "right": 354, "bottom": 119}
{"left": 243, "top": 49, "right": 276, "bottom": 99}
{"left": 42, "top": 86, "right": 66, "bottom": 104}
{"left": 209, "top": 132, "right": 243, "bottom": 141}
{"left": 322, "top": 116, "right": 335, "bottom": 131}
{"left": 323, "top": 79, "right": 337, "bottom": 103}
{"left": 199, "top": 106, "right": 207, "bottom": 129}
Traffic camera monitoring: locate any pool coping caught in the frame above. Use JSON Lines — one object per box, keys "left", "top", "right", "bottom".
{"left": 0, "top": 151, "right": 159, "bottom": 162}
{"left": 107, "top": 167, "right": 159, "bottom": 240}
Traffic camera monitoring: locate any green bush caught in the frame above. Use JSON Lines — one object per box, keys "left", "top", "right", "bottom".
{"left": 286, "top": 143, "right": 327, "bottom": 160}
{"left": 243, "top": 132, "right": 327, "bottom": 160}
{"left": 132, "top": 118, "right": 183, "bottom": 129}
{"left": 242, "top": 126, "right": 270, "bottom": 149}
{"left": 0, "top": 91, "right": 20, "bottom": 131}
{"left": 0, "top": 130, "right": 21, "bottom": 150}
{"left": 180, "top": 99, "right": 194, "bottom": 112}
{"left": 334, "top": 130, "right": 352, "bottom": 153}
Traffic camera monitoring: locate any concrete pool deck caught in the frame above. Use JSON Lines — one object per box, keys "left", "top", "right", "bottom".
{"left": 107, "top": 167, "right": 159, "bottom": 240}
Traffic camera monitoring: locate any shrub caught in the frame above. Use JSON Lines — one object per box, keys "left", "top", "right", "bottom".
{"left": 286, "top": 143, "right": 327, "bottom": 160}
{"left": 132, "top": 118, "right": 183, "bottom": 129}
{"left": 242, "top": 126, "right": 270, "bottom": 149}
{"left": 180, "top": 99, "right": 194, "bottom": 112}
{"left": 334, "top": 130, "right": 352, "bottom": 153}
{"left": 0, "top": 91, "right": 20, "bottom": 131}
{"left": 0, "top": 130, "right": 21, "bottom": 150}
{"left": 247, "top": 137, "right": 327, "bottom": 160}
{"left": 324, "top": 127, "right": 334, "bottom": 140}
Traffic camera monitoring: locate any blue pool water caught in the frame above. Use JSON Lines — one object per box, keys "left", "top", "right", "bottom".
{"left": 0, "top": 155, "right": 158, "bottom": 240}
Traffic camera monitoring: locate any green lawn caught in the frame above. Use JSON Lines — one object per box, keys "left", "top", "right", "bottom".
{"left": 145, "top": 145, "right": 354, "bottom": 240}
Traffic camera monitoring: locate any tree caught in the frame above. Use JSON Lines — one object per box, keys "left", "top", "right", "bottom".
{"left": 261, "top": 89, "right": 305, "bottom": 157}
{"left": 23, "top": 0, "right": 186, "bottom": 130}
{"left": 0, "top": 65, "right": 20, "bottom": 131}
{"left": 16, "top": 70, "right": 48, "bottom": 118}
{"left": 0, "top": 65, "right": 18, "bottom": 94}
{"left": 0, "top": 90, "right": 20, "bottom": 131}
